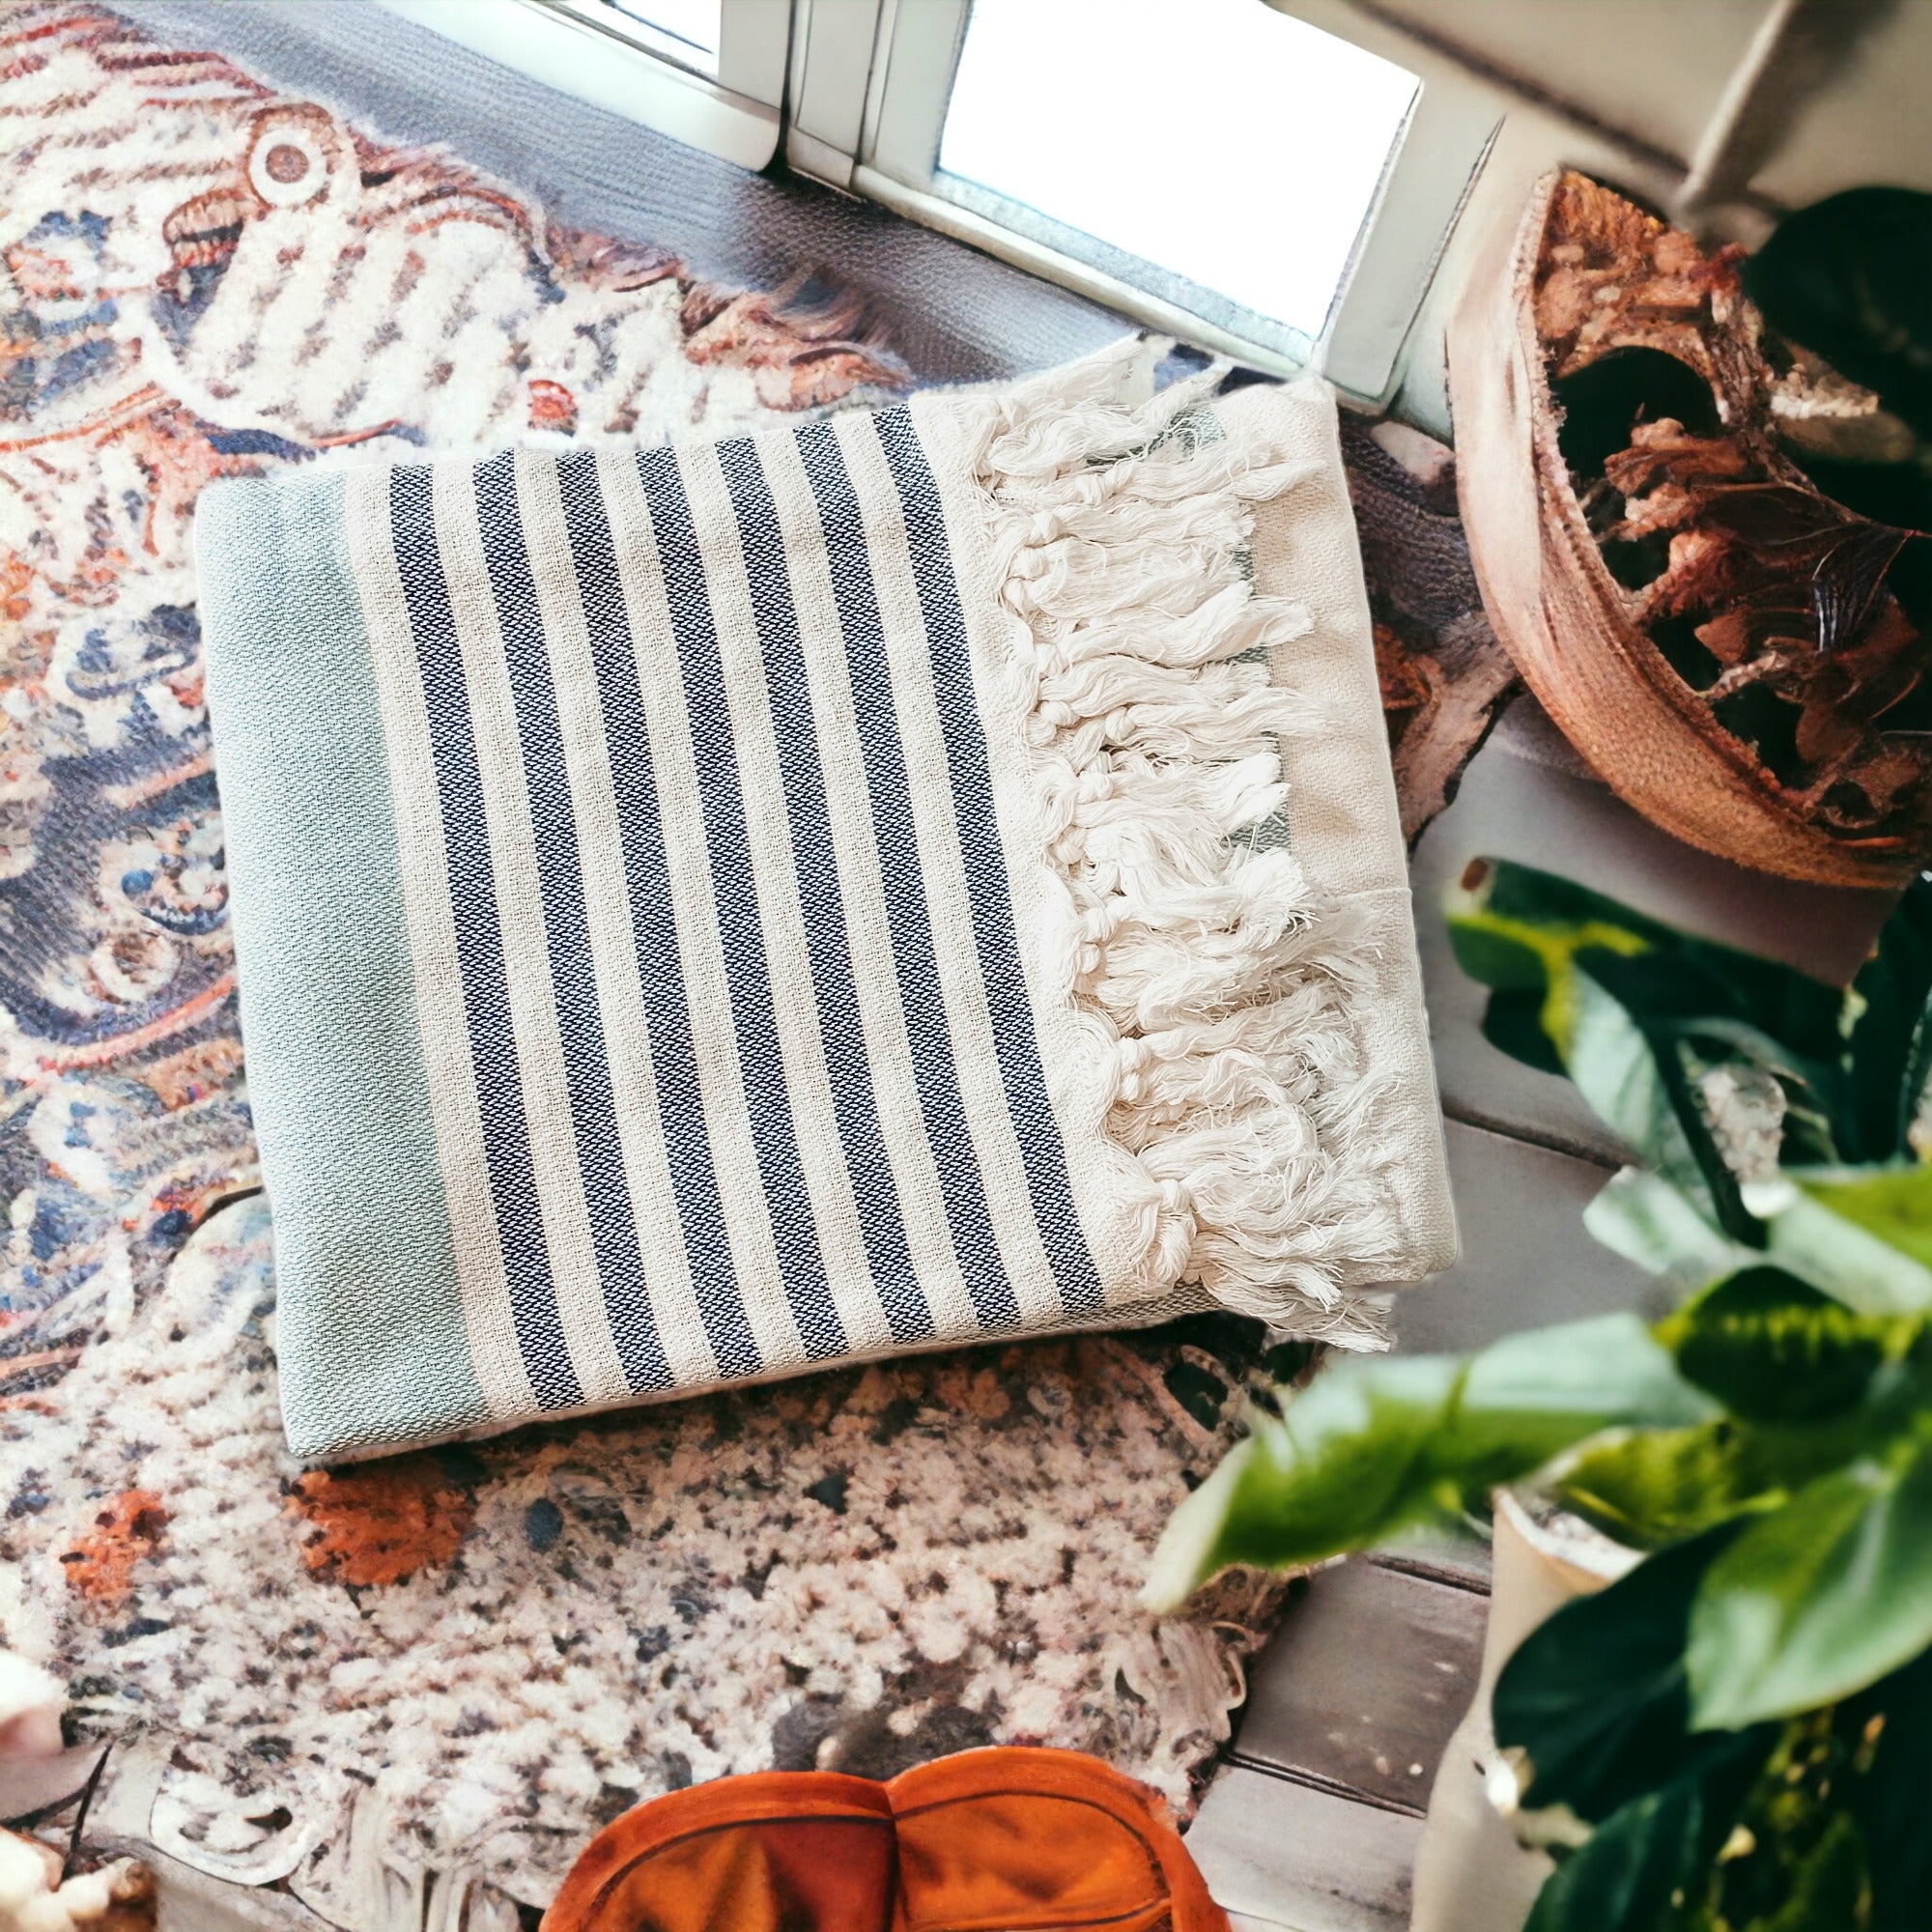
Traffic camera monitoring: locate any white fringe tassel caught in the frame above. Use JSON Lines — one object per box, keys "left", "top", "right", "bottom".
{"left": 969, "top": 340, "right": 1402, "bottom": 1348}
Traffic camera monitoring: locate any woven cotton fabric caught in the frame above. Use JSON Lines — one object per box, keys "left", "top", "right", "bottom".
{"left": 199, "top": 344, "right": 1453, "bottom": 1461}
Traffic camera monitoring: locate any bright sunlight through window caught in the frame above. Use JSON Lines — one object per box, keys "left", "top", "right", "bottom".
{"left": 939, "top": 0, "right": 1419, "bottom": 345}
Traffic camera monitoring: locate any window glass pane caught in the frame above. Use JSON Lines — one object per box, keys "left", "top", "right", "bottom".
{"left": 938, "top": 0, "right": 1418, "bottom": 345}
{"left": 610, "top": 0, "right": 721, "bottom": 58}
{"left": 553, "top": 0, "right": 723, "bottom": 75}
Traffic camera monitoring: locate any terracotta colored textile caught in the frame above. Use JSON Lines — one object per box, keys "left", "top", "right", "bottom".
{"left": 544, "top": 1747, "right": 1228, "bottom": 1932}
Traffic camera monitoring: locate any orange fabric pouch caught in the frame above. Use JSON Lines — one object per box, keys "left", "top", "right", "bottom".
{"left": 542, "top": 1746, "right": 1228, "bottom": 1932}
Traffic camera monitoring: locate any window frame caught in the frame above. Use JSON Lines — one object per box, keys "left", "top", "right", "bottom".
{"left": 376, "top": 0, "right": 791, "bottom": 170}
{"left": 791, "top": 0, "right": 1499, "bottom": 403}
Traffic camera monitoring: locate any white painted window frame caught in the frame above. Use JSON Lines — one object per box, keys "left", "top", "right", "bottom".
{"left": 376, "top": 0, "right": 791, "bottom": 171}
{"left": 789, "top": 0, "right": 1499, "bottom": 405}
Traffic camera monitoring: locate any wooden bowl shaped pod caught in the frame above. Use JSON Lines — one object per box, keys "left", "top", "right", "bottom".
{"left": 1450, "top": 168, "right": 1932, "bottom": 888}
{"left": 540, "top": 1746, "right": 1228, "bottom": 1932}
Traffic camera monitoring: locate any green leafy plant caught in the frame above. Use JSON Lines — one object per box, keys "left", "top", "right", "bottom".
{"left": 1147, "top": 861, "right": 1932, "bottom": 1931}
{"left": 1744, "top": 186, "right": 1932, "bottom": 534}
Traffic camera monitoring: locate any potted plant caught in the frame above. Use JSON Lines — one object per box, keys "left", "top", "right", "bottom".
{"left": 1147, "top": 860, "right": 1932, "bottom": 1931}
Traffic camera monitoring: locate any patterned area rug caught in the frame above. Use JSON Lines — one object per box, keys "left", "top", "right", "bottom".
{"left": 0, "top": 4, "right": 1295, "bottom": 1918}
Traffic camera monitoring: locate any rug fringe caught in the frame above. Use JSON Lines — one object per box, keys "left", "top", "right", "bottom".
{"left": 967, "top": 341, "right": 1404, "bottom": 1344}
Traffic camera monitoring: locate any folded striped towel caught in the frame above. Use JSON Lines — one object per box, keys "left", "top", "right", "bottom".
{"left": 198, "top": 341, "right": 1454, "bottom": 1462}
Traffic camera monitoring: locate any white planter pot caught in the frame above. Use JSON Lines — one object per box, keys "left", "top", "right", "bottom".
{"left": 1408, "top": 1495, "right": 1635, "bottom": 1932}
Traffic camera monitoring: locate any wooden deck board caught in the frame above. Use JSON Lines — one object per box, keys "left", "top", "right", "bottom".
{"left": 1231, "top": 1560, "right": 1487, "bottom": 1814}
{"left": 1189, "top": 1767, "right": 1424, "bottom": 1932}
{"left": 1393, "top": 1118, "right": 1662, "bottom": 1356}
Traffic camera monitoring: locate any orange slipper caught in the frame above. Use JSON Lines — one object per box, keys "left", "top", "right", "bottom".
{"left": 543, "top": 1746, "right": 1228, "bottom": 1932}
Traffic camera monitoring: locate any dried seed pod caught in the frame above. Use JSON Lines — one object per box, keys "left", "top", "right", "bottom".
{"left": 1450, "top": 169, "right": 1932, "bottom": 887}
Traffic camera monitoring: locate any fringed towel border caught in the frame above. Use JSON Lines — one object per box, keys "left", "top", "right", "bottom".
{"left": 921, "top": 338, "right": 1454, "bottom": 1347}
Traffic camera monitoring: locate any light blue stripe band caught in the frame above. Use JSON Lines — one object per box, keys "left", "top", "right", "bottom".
{"left": 197, "top": 470, "right": 489, "bottom": 1459}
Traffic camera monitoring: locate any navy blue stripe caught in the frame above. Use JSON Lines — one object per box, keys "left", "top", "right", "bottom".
{"left": 870, "top": 408, "right": 1106, "bottom": 1315}
{"left": 793, "top": 421, "right": 1025, "bottom": 1332}
{"left": 716, "top": 436, "right": 936, "bottom": 1347}
{"left": 552, "top": 453, "right": 762, "bottom": 1378}
{"left": 385, "top": 466, "right": 582, "bottom": 1407}
{"left": 469, "top": 451, "right": 672, "bottom": 1394}
{"left": 632, "top": 444, "right": 848, "bottom": 1363}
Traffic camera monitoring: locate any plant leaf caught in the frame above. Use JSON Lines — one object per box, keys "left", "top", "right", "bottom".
{"left": 1452, "top": 1315, "right": 1718, "bottom": 1460}
{"left": 1577, "top": 946, "right": 1847, "bottom": 1105}
{"left": 1582, "top": 1166, "right": 1751, "bottom": 1285}
{"left": 1564, "top": 966, "right": 1744, "bottom": 1231}
{"left": 1520, "top": 1730, "right": 1770, "bottom": 1932}
{"left": 1761, "top": 1811, "right": 1870, "bottom": 1932}
{"left": 1798, "top": 1163, "right": 1932, "bottom": 1271}
{"left": 1554, "top": 1379, "right": 1922, "bottom": 1552}
{"left": 1687, "top": 1429, "right": 1932, "bottom": 1728}
{"left": 1494, "top": 1522, "right": 1765, "bottom": 1823}
{"left": 1578, "top": 952, "right": 1848, "bottom": 1218}
{"left": 1831, "top": 871, "right": 1932, "bottom": 1163}
{"left": 1481, "top": 987, "right": 1567, "bottom": 1077}
{"left": 1143, "top": 1355, "right": 1462, "bottom": 1608}
{"left": 1446, "top": 866, "right": 1657, "bottom": 1082}
{"left": 1763, "top": 1183, "right": 1932, "bottom": 1315}
{"left": 1454, "top": 859, "right": 1932, "bottom": 1178}
{"left": 1555, "top": 1425, "right": 1791, "bottom": 1548}
{"left": 1143, "top": 1315, "right": 1711, "bottom": 1608}
{"left": 1557, "top": 966, "right": 1673, "bottom": 1164}
{"left": 1448, "top": 913, "right": 1557, "bottom": 993}
{"left": 1662, "top": 1265, "right": 1899, "bottom": 1424}
{"left": 1448, "top": 858, "right": 1853, "bottom": 1192}
{"left": 1637, "top": 1012, "right": 1844, "bottom": 1170}
{"left": 1583, "top": 1164, "right": 1932, "bottom": 1314}
{"left": 1450, "top": 860, "right": 1684, "bottom": 955}
{"left": 1743, "top": 186, "right": 1932, "bottom": 441}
